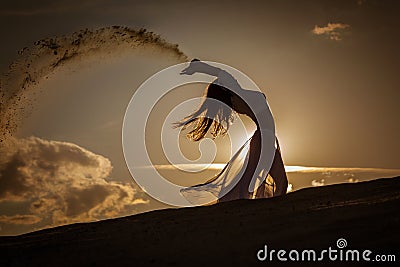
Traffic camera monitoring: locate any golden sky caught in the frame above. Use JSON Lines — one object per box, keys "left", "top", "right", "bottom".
{"left": 1, "top": 0, "right": 399, "bottom": 168}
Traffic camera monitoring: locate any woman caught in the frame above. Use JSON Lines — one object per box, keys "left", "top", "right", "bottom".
{"left": 176, "top": 59, "right": 288, "bottom": 204}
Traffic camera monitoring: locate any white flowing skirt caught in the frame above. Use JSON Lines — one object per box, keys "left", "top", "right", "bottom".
{"left": 180, "top": 130, "right": 275, "bottom": 205}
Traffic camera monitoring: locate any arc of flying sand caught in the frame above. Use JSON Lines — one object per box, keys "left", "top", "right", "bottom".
{"left": 0, "top": 26, "right": 188, "bottom": 143}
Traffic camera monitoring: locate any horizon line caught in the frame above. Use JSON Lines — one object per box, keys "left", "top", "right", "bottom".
{"left": 137, "top": 164, "right": 400, "bottom": 173}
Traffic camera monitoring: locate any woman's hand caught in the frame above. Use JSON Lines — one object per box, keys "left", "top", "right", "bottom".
{"left": 180, "top": 58, "right": 201, "bottom": 75}
{"left": 180, "top": 59, "right": 222, "bottom": 77}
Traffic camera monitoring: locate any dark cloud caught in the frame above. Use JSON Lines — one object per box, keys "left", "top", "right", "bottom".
{"left": 0, "top": 155, "right": 30, "bottom": 201}
{"left": 0, "top": 214, "right": 41, "bottom": 225}
{"left": 0, "top": 137, "right": 148, "bottom": 228}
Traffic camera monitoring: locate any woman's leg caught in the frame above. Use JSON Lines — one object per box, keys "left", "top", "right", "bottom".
{"left": 218, "top": 130, "right": 261, "bottom": 202}
{"left": 269, "top": 144, "right": 288, "bottom": 196}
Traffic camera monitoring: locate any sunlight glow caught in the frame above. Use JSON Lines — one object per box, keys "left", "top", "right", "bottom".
{"left": 144, "top": 164, "right": 316, "bottom": 171}
{"left": 284, "top": 165, "right": 318, "bottom": 172}
{"left": 141, "top": 164, "right": 400, "bottom": 175}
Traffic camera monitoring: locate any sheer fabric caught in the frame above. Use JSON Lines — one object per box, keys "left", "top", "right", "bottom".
{"left": 180, "top": 130, "right": 275, "bottom": 205}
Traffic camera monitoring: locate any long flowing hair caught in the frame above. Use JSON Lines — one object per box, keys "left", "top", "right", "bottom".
{"left": 174, "top": 82, "right": 236, "bottom": 141}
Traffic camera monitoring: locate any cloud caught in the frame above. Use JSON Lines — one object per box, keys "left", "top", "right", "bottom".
{"left": 311, "top": 179, "right": 325, "bottom": 187}
{"left": 0, "top": 215, "right": 41, "bottom": 225}
{"left": 0, "top": 137, "right": 148, "bottom": 229}
{"left": 346, "top": 177, "right": 359, "bottom": 183}
{"left": 312, "top": 23, "right": 350, "bottom": 41}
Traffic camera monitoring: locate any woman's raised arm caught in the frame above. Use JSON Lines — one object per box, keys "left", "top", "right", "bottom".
{"left": 180, "top": 59, "right": 243, "bottom": 93}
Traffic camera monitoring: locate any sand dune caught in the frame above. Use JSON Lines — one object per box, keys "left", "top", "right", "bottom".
{"left": 0, "top": 176, "right": 399, "bottom": 266}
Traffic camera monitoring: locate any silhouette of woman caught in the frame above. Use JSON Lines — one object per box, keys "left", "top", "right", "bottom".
{"left": 176, "top": 60, "right": 288, "bottom": 204}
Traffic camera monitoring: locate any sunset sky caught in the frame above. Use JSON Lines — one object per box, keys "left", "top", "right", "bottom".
{"left": 0, "top": 0, "right": 399, "bottom": 235}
